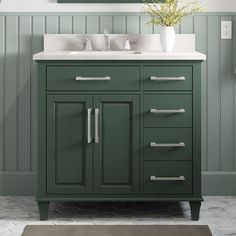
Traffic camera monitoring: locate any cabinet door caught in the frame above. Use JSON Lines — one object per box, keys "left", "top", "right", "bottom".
{"left": 94, "top": 95, "right": 140, "bottom": 194}
{"left": 47, "top": 95, "right": 93, "bottom": 195}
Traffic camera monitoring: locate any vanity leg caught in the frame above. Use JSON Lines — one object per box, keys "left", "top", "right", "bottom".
{"left": 38, "top": 201, "right": 50, "bottom": 221}
{"left": 189, "top": 201, "right": 201, "bottom": 221}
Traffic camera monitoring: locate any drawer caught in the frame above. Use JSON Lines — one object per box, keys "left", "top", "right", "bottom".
{"left": 143, "top": 161, "right": 192, "bottom": 195}
{"left": 143, "top": 66, "right": 192, "bottom": 91}
{"left": 144, "top": 95, "right": 192, "bottom": 127}
{"left": 47, "top": 65, "right": 140, "bottom": 91}
{"left": 143, "top": 128, "right": 192, "bottom": 161}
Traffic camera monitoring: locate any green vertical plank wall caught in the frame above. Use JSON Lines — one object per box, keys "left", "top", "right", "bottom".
{"left": 194, "top": 16, "right": 207, "bottom": 172}
{"left": 207, "top": 16, "right": 221, "bottom": 171}
{"left": 100, "top": 16, "right": 113, "bottom": 33}
{"left": 220, "top": 16, "right": 234, "bottom": 171}
{"left": 31, "top": 16, "right": 45, "bottom": 173}
{"left": 0, "top": 16, "right": 4, "bottom": 172}
{"left": 4, "top": 16, "right": 18, "bottom": 171}
{"left": 233, "top": 16, "right": 236, "bottom": 172}
{"left": 0, "top": 13, "right": 236, "bottom": 195}
{"left": 18, "top": 16, "right": 31, "bottom": 171}
{"left": 113, "top": 16, "right": 126, "bottom": 34}
{"left": 86, "top": 16, "right": 99, "bottom": 33}
{"left": 46, "top": 16, "right": 59, "bottom": 34}
{"left": 127, "top": 16, "right": 140, "bottom": 34}
{"left": 73, "top": 16, "right": 86, "bottom": 34}
{"left": 59, "top": 16, "right": 73, "bottom": 33}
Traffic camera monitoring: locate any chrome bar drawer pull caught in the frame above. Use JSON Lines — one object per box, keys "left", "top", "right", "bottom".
{"left": 150, "top": 76, "right": 185, "bottom": 81}
{"left": 150, "top": 142, "right": 185, "bottom": 148}
{"left": 150, "top": 176, "right": 186, "bottom": 181}
{"left": 87, "top": 108, "right": 92, "bottom": 144}
{"left": 150, "top": 108, "right": 185, "bottom": 114}
{"left": 75, "top": 76, "right": 111, "bottom": 81}
{"left": 95, "top": 108, "right": 99, "bottom": 144}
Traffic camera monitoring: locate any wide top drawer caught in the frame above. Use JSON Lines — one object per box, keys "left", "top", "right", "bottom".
{"left": 143, "top": 66, "right": 192, "bottom": 91}
{"left": 46, "top": 65, "right": 140, "bottom": 91}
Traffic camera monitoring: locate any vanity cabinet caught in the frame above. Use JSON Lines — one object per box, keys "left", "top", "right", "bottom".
{"left": 36, "top": 61, "right": 203, "bottom": 221}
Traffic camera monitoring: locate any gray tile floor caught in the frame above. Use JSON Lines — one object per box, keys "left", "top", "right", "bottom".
{"left": 0, "top": 196, "right": 235, "bottom": 236}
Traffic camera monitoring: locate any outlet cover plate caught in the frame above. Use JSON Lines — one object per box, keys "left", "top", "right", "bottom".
{"left": 221, "top": 21, "right": 232, "bottom": 39}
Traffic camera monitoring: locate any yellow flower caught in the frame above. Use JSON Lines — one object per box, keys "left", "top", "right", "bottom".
{"left": 142, "top": 0, "right": 204, "bottom": 27}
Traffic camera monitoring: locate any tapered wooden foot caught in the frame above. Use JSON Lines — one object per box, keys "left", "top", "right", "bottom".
{"left": 189, "top": 201, "right": 201, "bottom": 221}
{"left": 38, "top": 201, "right": 50, "bottom": 221}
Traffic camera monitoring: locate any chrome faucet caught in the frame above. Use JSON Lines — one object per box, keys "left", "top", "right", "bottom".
{"left": 84, "top": 38, "right": 93, "bottom": 51}
{"left": 124, "top": 39, "right": 131, "bottom": 51}
{"left": 81, "top": 35, "right": 93, "bottom": 51}
{"left": 123, "top": 36, "right": 140, "bottom": 51}
{"left": 103, "top": 28, "right": 110, "bottom": 51}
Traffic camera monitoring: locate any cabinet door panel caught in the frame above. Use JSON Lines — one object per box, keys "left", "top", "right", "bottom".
{"left": 94, "top": 95, "right": 140, "bottom": 194}
{"left": 47, "top": 95, "right": 93, "bottom": 194}
{"left": 102, "top": 103, "right": 130, "bottom": 184}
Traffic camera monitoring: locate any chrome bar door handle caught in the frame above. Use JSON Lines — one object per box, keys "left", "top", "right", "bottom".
{"left": 87, "top": 108, "right": 92, "bottom": 144}
{"left": 150, "top": 109, "right": 185, "bottom": 114}
{"left": 150, "top": 76, "right": 185, "bottom": 81}
{"left": 75, "top": 76, "right": 111, "bottom": 81}
{"left": 150, "top": 176, "right": 186, "bottom": 181}
{"left": 95, "top": 108, "right": 99, "bottom": 143}
{"left": 150, "top": 142, "right": 185, "bottom": 148}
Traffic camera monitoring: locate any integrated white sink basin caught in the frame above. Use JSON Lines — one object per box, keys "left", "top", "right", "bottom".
{"left": 69, "top": 51, "right": 140, "bottom": 55}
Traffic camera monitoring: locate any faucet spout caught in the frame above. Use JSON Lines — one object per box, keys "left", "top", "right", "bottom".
{"left": 103, "top": 28, "right": 110, "bottom": 51}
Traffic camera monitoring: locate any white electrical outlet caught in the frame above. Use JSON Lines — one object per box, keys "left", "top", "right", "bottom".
{"left": 221, "top": 21, "right": 232, "bottom": 39}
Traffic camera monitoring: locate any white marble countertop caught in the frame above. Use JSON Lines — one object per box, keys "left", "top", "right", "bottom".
{"left": 33, "top": 51, "right": 206, "bottom": 61}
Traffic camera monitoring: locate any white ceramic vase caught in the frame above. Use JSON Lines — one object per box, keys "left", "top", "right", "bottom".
{"left": 160, "top": 26, "right": 176, "bottom": 52}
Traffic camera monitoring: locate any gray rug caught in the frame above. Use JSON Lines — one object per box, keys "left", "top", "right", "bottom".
{"left": 22, "top": 225, "right": 212, "bottom": 236}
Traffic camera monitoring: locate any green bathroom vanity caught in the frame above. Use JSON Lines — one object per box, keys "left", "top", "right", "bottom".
{"left": 34, "top": 46, "right": 206, "bottom": 221}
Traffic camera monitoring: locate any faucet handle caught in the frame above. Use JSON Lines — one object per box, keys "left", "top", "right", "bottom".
{"left": 80, "top": 35, "right": 93, "bottom": 51}
{"left": 103, "top": 29, "right": 110, "bottom": 51}
{"left": 85, "top": 39, "right": 93, "bottom": 51}
{"left": 124, "top": 39, "right": 131, "bottom": 51}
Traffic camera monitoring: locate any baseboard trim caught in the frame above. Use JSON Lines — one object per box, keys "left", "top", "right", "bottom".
{"left": 0, "top": 171, "right": 236, "bottom": 196}
{"left": 0, "top": 172, "right": 37, "bottom": 196}
{"left": 202, "top": 171, "right": 236, "bottom": 196}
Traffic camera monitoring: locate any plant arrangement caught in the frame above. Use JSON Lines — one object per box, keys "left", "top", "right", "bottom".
{"left": 142, "top": 0, "right": 204, "bottom": 52}
{"left": 143, "top": 0, "right": 204, "bottom": 27}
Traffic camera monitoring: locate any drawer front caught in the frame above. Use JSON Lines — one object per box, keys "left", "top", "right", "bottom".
{"left": 144, "top": 95, "right": 192, "bottom": 127}
{"left": 143, "top": 128, "right": 192, "bottom": 161}
{"left": 143, "top": 161, "right": 192, "bottom": 195}
{"left": 47, "top": 65, "right": 140, "bottom": 91}
{"left": 143, "top": 66, "right": 192, "bottom": 91}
